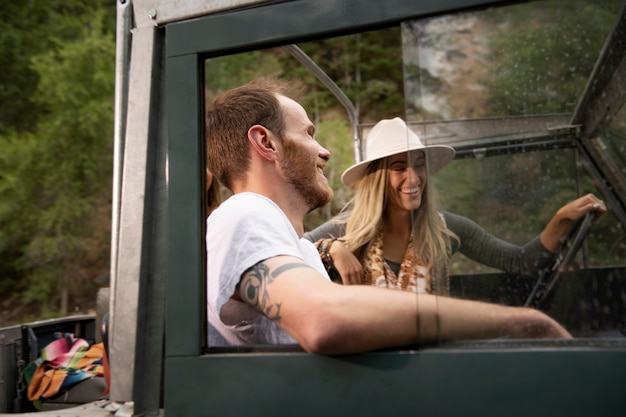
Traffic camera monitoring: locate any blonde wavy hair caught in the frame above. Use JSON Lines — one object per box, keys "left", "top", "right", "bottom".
{"left": 341, "top": 158, "right": 458, "bottom": 292}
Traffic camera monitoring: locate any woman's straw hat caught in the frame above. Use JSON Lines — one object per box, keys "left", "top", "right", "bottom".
{"left": 341, "top": 117, "right": 455, "bottom": 188}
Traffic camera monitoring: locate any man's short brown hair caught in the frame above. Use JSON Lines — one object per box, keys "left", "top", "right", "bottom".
{"left": 205, "top": 77, "right": 303, "bottom": 190}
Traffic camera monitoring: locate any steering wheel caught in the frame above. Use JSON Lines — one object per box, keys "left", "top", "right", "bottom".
{"left": 524, "top": 211, "right": 596, "bottom": 308}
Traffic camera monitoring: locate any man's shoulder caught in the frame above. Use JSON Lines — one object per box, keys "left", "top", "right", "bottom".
{"left": 225, "top": 192, "right": 276, "bottom": 208}
{"left": 208, "top": 192, "right": 287, "bottom": 231}
{"left": 213, "top": 193, "right": 278, "bottom": 216}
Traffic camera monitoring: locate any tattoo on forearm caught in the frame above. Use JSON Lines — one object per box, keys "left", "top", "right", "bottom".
{"left": 239, "top": 261, "right": 313, "bottom": 322}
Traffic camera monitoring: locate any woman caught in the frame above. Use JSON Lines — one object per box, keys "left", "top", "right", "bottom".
{"left": 306, "top": 117, "right": 606, "bottom": 294}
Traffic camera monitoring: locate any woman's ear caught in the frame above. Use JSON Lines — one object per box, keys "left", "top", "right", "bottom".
{"left": 248, "top": 125, "right": 278, "bottom": 161}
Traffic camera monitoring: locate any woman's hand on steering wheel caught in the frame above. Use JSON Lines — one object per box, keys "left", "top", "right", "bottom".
{"left": 539, "top": 193, "right": 606, "bottom": 254}
{"left": 526, "top": 193, "right": 607, "bottom": 308}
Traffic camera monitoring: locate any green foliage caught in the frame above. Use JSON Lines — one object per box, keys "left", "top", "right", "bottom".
{"left": 0, "top": 2, "right": 115, "bottom": 321}
{"left": 0, "top": 1, "right": 51, "bottom": 133}
{"left": 279, "top": 28, "right": 405, "bottom": 123}
{"left": 205, "top": 50, "right": 284, "bottom": 102}
{"left": 485, "top": 0, "right": 621, "bottom": 116}
{"left": 0, "top": 0, "right": 115, "bottom": 134}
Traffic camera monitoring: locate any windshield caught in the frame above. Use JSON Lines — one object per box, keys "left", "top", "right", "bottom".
{"left": 400, "top": 0, "right": 626, "bottom": 265}
{"left": 400, "top": 0, "right": 625, "bottom": 337}
{"left": 203, "top": 0, "right": 626, "bottom": 349}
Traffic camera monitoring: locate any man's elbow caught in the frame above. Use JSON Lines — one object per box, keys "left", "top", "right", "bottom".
{"left": 294, "top": 313, "right": 348, "bottom": 354}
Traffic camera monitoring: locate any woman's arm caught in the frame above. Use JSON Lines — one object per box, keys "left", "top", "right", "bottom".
{"left": 444, "top": 193, "right": 606, "bottom": 278}
{"left": 303, "top": 218, "right": 346, "bottom": 242}
{"left": 444, "top": 211, "right": 555, "bottom": 277}
{"left": 304, "top": 219, "right": 362, "bottom": 284}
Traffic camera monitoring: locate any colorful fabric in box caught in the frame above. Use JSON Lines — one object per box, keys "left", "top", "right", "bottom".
{"left": 24, "top": 332, "right": 105, "bottom": 408}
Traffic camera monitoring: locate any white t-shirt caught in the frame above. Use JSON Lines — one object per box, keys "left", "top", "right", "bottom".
{"left": 206, "top": 192, "right": 329, "bottom": 346}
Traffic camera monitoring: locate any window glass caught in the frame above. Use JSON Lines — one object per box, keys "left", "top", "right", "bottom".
{"left": 602, "top": 103, "right": 626, "bottom": 179}
{"left": 203, "top": 29, "right": 406, "bottom": 349}
{"left": 203, "top": 0, "right": 625, "bottom": 349}
{"left": 204, "top": 27, "right": 405, "bottom": 231}
{"left": 402, "top": 0, "right": 626, "bottom": 337}
{"left": 402, "top": 0, "right": 622, "bottom": 120}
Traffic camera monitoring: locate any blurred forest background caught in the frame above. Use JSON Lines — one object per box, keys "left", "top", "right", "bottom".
{"left": 1, "top": 0, "right": 623, "bottom": 326}
{"left": 1, "top": 0, "right": 115, "bottom": 325}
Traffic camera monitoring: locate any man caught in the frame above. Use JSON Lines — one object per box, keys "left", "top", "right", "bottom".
{"left": 205, "top": 77, "right": 571, "bottom": 354}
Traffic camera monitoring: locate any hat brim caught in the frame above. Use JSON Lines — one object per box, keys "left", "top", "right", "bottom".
{"left": 341, "top": 145, "right": 455, "bottom": 188}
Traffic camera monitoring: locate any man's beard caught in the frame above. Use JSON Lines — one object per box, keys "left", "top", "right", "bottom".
{"left": 282, "top": 139, "right": 333, "bottom": 211}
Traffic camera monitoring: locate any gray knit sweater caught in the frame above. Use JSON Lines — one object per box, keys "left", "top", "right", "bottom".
{"left": 303, "top": 211, "right": 555, "bottom": 278}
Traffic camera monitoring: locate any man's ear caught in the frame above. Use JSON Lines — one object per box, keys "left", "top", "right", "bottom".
{"left": 248, "top": 125, "right": 278, "bottom": 161}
